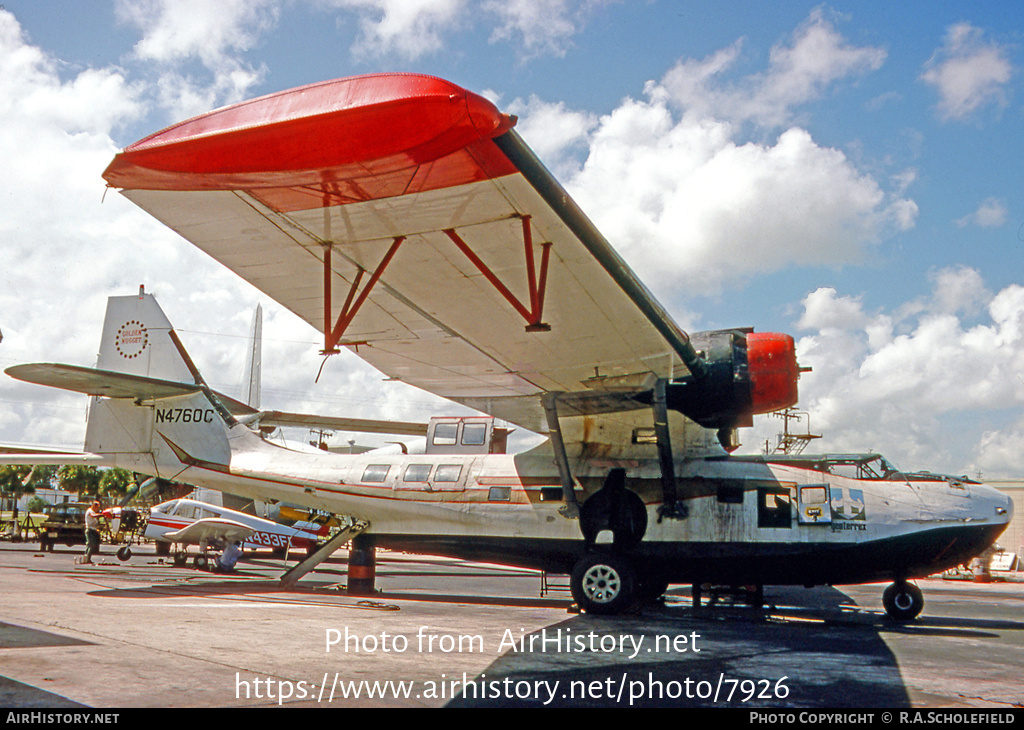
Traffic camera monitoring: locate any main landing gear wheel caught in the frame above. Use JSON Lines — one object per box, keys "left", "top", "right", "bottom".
{"left": 116, "top": 546, "right": 132, "bottom": 562}
{"left": 193, "top": 554, "right": 209, "bottom": 571}
{"left": 882, "top": 581, "right": 924, "bottom": 621}
{"left": 570, "top": 554, "right": 638, "bottom": 615}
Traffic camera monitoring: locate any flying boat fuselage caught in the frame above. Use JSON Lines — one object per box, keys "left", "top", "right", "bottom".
{"left": 142, "top": 424, "right": 1011, "bottom": 587}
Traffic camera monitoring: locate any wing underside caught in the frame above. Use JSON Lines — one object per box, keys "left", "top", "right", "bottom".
{"left": 103, "top": 74, "right": 702, "bottom": 433}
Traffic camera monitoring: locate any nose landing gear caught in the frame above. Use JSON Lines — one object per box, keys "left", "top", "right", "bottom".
{"left": 882, "top": 581, "right": 923, "bottom": 621}
{"left": 570, "top": 553, "right": 638, "bottom": 615}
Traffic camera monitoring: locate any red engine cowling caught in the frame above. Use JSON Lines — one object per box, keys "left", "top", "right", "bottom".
{"left": 747, "top": 332, "right": 800, "bottom": 416}
{"left": 661, "top": 329, "right": 802, "bottom": 431}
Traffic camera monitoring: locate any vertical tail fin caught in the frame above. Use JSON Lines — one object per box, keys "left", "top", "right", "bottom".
{"left": 96, "top": 285, "right": 196, "bottom": 383}
{"left": 244, "top": 304, "right": 262, "bottom": 409}
{"left": 85, "top": 288, "right": 232, "bottom": 469}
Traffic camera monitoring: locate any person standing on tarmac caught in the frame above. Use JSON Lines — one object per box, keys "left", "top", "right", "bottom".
{"left": 81, "top": 500, "right": 103, "bottom": 564}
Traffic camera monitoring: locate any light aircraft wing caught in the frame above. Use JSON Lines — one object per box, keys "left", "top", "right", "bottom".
{"left": 163, "top": 518, "right": 255, "bottom": 546}
{"left": 103, "top": 74, "right": 798, "bottom": 436}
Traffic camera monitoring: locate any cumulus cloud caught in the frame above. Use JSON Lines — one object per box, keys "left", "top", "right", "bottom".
{"left": 797, "top": 288, "right": 871, "bottom": 331}
{"left": 0, "top": 9, "right": 169, "bottom": 445}
{"left": 955, "top": 197, "right": 1008, "bottom": 229}
{"left": 783, "top": 269, "right": 1024, "bottom": 476}
{"left": 0, "top": 13, "right": 142, "bottom": 135}
{"left": 114, "top": 0, "right": 278, "bottom": 117}
{"left": 512, "top": 12, "right": 914, "bottom": 297}
{"left": 0, "top": 9, "right": 441, "bottom": 450}
{"left": 484, "top": 0, "right": 610, "bottom": 60}
{"left": 117, "top": 0, "right": 279, "bottom": 65}
{"left": 660, "top": 7, "right": 886, "bottom": 128}
{"left": 505, "top": 94, "right": 598, "bottom": 177}
{"left": 976, "top": 418, "right": 1024, "bottom": 478}
{"left": 921, "top": 23, "right": 1013, "bottom": 121}
{"left": 324, "top": 0, "right": 605, "bottom": 61}
{"left": 327, "top": 0, "right": 467, "bottom": 60}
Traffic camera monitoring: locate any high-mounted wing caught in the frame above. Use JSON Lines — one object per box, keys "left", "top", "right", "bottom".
{"left": 103, "top": 74, "right": 798, "bottom": 435}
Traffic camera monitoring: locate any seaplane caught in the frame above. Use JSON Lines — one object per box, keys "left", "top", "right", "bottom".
{"left": 3, "top": 73, "right": 1011, "bottom": 619}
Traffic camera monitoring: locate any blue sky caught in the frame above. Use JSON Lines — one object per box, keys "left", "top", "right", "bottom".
{"left": 1, "top": 1, "right": 1023, "bottom": 477}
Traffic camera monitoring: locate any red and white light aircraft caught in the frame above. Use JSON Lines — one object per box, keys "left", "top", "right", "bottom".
{"left": 4, "top": 74, "right": 1011, "bottom": 618}
{"left": 144, "top": 496, "right": 329, "bottom": 568}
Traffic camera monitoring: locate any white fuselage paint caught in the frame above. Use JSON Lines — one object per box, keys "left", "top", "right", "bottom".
{"left": 112, "top": 421, "right": 1012, "bottom": 583}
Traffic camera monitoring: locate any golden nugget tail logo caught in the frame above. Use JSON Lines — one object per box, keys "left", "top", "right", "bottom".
{"left": 115, "top": 320, "right": 149, "bottom": 359}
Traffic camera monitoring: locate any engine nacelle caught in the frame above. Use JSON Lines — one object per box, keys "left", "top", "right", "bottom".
{"left": 659, "top": 329, "right": 800, "bottom": 430}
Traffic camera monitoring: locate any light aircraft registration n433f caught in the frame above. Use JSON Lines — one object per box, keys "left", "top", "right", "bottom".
{"left": 144, "top": 497, "right": 329, "bottom": 568}
{"left": 3, "top": 74, "right": 1012, "bottom": 619}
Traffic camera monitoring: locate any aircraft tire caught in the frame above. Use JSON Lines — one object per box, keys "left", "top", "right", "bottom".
{"left": 194, "top": 554, "right": 209, "bottom": 570}
{"left": 570, "top": 554, "right": 637, "bottom": 615}
{"left": 117, "top": 546, "right": 132, "bottom": 562}
{"left": 173, "top": 552, "right": 187, "bottom": 567}
{"left": 882, "top": 581, "right": 923, "bottom": 621}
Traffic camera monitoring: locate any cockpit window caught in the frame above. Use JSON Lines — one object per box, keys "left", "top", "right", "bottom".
{"left": 157, "top": 500, "right": 178, "bottom": 514}
{"left": 760, "top": 453, "right": 905, "bottom": 480}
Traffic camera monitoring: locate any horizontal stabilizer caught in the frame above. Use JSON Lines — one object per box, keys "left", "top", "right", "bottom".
{"left": 6, "top": 363, "right": 201, "bottom": 400}
{"left": 0, "top": 443, "right": 105, "bottom": 465}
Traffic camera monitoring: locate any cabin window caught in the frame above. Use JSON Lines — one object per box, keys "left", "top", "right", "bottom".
{"left": 404, "top": 464, "right": 432, "bottom": 483}
{"left": 488, "top": 487, "right": 511, "bottom": 501}
{"left": 362, "top": 464, "right": 390, "bottom": 483}
{"left": 539, "top": 487, "right": 563, "bottom": 502}
{"left": 462, "top": 423, "right": 487, "bottom": 445}
{"left": 432, "top": 423, "right": 458, "bottom": 446}
{"left": 757, "top": 487, "right": 792, "bottom": 528}
{"left": 801, "top": 485, "right": 828, "bottom": 504}
{"left": 434, "top": 464, "right": 462, "bottom": 482}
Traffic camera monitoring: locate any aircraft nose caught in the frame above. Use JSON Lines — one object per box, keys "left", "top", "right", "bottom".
{"left": 978, "top": 482, "right": 1013, "bottom": 524}
{"left": 996, "top": 489, "right": 1013, "bottom": 522}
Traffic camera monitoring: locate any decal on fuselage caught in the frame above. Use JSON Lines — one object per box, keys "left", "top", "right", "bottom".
{"left": 829, "top": 487, "right": 866, "bottom": 531}
{"left": 155, "top": 407, "right": 215, "bottom": 424}
{"left": 248, "top": 531, "right": 296, "bottom": 549}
